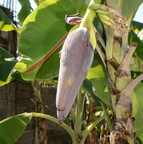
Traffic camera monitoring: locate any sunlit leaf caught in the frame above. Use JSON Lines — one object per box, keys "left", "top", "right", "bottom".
{"left": 0, "top": 24, "right": 15, "bottom": 31}
{"left": 34, "top": 0, "right": 45, "bottom": 5}
{"left": 0, "top": 9, "right": 20, "bottom": 33}
{"left": 0, "top": 9, "right": 15, "bottom": 32}
{"left": 83, "top": 79, "right": 101, "bottom": 101}
{"left": 16, "top": 0, "right": 86, "bottom": 80}
{"left": 133, "top": 82, "right": 143, "bottom": 131}
{"left": 87, "top": 53, "right": 110, "bottom": 105}
{"left": 39, "top": 0, "right": 46, "bottom": 3}
{"left": 122, "top": 0, "right": 143, "bottom": 19}
{"left": 0, "top": 113, "right": 32, "bottom": 144}
{"left": 137, "top": 133, "right": 143, "bottom": 143}
{"left": 128, "top": 30, "right": 143, "bottom": 60}
{"left": 132, "top": 20, "right": 143, "bottom": 31}
{"left": 0, "top": 76, "right": 13, "bottom": 86}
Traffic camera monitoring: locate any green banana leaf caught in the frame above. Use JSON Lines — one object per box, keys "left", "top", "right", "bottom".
{"left": 38, "top": 0, "right": 47, "bottom": 4}
{"left": 83, "top": 79, "right": 101, "bottom": 101}
{"left": 0, "top": 8, "right": 14, "bottom": 31}
{"left": 133, "top": 82, "right": 143, "bottom": 131}
{"left": 122, "top": 0, "right": 143, "bottom": 20}
{"left": 128, "top": 30, "right": 143, "bottom": 60}
{"left": 131, "top": 20, "right": 143, "bottom": 31}
{"left": 34, "top": 0, "right": 44, "bottom": 5}
{"left": 18, "top": 0, "right": 33, "bottom": 24}
{"left": 16, "top": 0, "right": 87, "bottom": 80}
{"left": 0, "top": 113, "right": 32, "bottom": 144}
{"left": 137, "top": 133, "right": 143, "bottom": 143}
{"left": 0, "top": 47, "right": 17, "bottom": 86}
{"left": 0, "top": 9, "right": 19, "bottom": 33}
{"left": 86, "top": 53, "right": 110, "bottom": 105}
{"left": 0, "top": 9, "right": 11, "bottom": 24}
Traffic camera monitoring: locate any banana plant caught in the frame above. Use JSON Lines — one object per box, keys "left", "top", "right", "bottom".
{"left": 16, "top": 0, "right": 143, "bottom": 143}
{"left": 1, "top": 0, "right": 143, "bottom": 143}
{"left": 0, "top": 8, "right": 22, "bottom": 86}
{"left": 0, "top": 9, "right": 20, "bottom": 33}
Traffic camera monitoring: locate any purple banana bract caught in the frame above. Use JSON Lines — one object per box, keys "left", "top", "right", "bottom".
{"left": 56, "top": 27, "right": 94, "bottom": 123}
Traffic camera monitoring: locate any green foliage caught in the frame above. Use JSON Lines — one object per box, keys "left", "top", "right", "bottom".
{"left": 129, "top": 30, "right": 143, "bottom": 60}
{"left": 34, "top": 0, "right": 47, "bottom": 5}
{"left": 0, "top": 9, "right": 11, "bottom": 24}
{"left": 133, "top": 83, "right": 143, "bottom": 131}
{"left": 0, "top": 47, "right": 17, "bottom": 86}
{"left": 122, "top": 0, "right": 143, "bottom": 19}
{"left": 137, "top": 133, "right": 143, "bottom": 143}
{"left": 16, "top": 0, "right": 87, "bottom": 80}
{"left": 87, "top": 53, "right": 110, "bottom": 105}
{"left": 0, "top": 113, "right": 32, "bottom": 144}
{"left": 0, "top": 0, "right": 143, "bottom": 143}
{"left": 132, "top": 20, "right": 143, "bottom": 31}
{"left": 18, "top": 0, "right": 32, "bottom": 24}
{"left": 0, "top": 9, "right": 19, "bottom": 32}
{"left": 83, "top": 79, "right": 101, "bottom": 101}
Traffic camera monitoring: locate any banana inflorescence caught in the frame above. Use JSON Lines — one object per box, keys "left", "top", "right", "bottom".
{"left": 56, "top": 27, "right": 94, "bottom": 124}
{"left": 90, "top": 4, "right": 129, "bottom": 34}
{"left": 56, "top": 1, "right": 129, "bottom": 125}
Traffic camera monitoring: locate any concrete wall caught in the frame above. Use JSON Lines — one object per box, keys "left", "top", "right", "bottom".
{"left": 0, "top": 81, "right": 71, "bottom": 144}
{"left": 0, "top": 81, "right": 35, "bottom": 144}
{"left": 41, "top": 87, "right": 71, "bottom": 144}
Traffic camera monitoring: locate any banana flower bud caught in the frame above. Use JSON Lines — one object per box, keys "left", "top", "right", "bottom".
{"left": 56, "top": 27, "right": 94, "bottom": 123}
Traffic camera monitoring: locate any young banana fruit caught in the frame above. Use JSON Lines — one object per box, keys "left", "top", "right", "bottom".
{"left": 56, "top": 27, "right": 94, "bottom": 124}
{"left": 90, "top": 4, "right": 129, "bottom": 34}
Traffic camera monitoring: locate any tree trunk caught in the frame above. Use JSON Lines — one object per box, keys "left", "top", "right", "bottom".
{"left": 35, "top": 118, "right": 48, "bottom": 144}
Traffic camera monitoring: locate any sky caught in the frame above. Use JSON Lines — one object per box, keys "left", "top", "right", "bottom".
{"left": 133, "top": 3, "right": 143, "bottom": 23}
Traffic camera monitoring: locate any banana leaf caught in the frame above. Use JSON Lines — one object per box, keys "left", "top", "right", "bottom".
{"left": 0, "top": 113, "right": 32, "bottom": 144}
{"left": 128, "top": 30, "right": 143, "bottom": 60}
{"left": 18, "top": 0, "right": 33, "bottom": 24}
{"left": 0, "top": 9, "right": 19, "bottom": 33}
{"left": 16, "top": 0, "right": 87, "bottom": 80}
{"left": 133, "top": 82, "right": 143, "bottom": 131}
{"left": 87, "top": 53, "right": 110, "bottom": 105}
{"left": 131, "top": 20, "right": 143, "bottom": 31}
{"left": 0, "top": 47, "right": 17, "bottom": 86}
{"left": 122, "top": 0, "right": 143, "bottom": 20}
